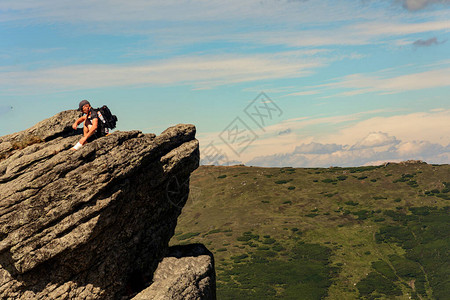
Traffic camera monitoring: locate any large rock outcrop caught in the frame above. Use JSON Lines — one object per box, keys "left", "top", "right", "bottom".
{"left": 0, "top": 110, "right": 203, "bottom": 299}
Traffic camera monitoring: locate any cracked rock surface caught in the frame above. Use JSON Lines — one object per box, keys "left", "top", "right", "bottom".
{"left": 0, "top": 110, "right": 201, "bottom": 299}
{"left": 132, "top": 244, "right": 216, "bottom": 300}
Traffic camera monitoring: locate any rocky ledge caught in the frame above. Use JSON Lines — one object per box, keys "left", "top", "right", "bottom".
{"left": 0, "top": 110, "right": 213, "bottom": 299}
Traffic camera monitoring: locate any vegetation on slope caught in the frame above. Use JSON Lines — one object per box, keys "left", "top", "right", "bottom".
{"left": 170, "top": 162, "right": 449, "bottom": 299}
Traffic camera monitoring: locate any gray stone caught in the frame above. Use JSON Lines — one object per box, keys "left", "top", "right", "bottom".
{"left": 0, "top": 110, "right": 200, "bottom": 299}
{"left": 132, "top": 244, "right": 216, "bottom": 300}
{"left": 0, "top": 110, "right": 82, "bottom": 161}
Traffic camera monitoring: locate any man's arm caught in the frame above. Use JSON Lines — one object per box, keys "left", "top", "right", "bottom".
{"left": 72, "top": 116, "right": 87, "bottom": 130}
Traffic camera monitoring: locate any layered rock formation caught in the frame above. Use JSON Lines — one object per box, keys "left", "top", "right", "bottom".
{"left": 0, "top": 110, "right": 205, "bottom": 299}
{"left": 132, "top": 244, "right": 216, "bottom": 300}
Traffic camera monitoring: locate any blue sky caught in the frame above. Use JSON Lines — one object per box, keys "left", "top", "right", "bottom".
{"left": 1, "top": 0, "right": 449, "bottom": 167}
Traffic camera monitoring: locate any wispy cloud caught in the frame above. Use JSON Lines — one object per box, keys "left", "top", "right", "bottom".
{"left": 2, "top": 1, "right": 448, "bottom": 49}
{"left": 413, "top": 37, "right": 445, "bottom": 46}
{"left": 0, "top": 0, "right": 360, "bottom": 26}
{"left": 303, "top": 64, "right": 450, "bottom": 97}
{"left": 320, "top": 109, "right": 450, "bottom": 146}
{"left": 0, "top": 53, "right": 325, "bottom": 93}
{"left": 230, "top": 19, "right": 450, "bottom": 48}
{"left": 396, "top": 0, "right": 450, "bottom": 11}
{"left": 285, "top": 90, "right": 320, "bottom": 97}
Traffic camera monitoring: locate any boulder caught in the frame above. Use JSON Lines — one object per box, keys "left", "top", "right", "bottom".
{"left": 132, "top": 244, "right": 215, "bottom": 300}
{"left": 0, "top": 110, "right": 203, "bottom": 299}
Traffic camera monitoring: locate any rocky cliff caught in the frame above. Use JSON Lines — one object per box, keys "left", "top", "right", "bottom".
{"left": 0, "top": 110, "right": 209, "bottom": 299}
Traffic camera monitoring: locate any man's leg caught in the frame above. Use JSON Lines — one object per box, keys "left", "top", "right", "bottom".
{"left": 81, "top": 125, "right": 93, "bottom": 144}
{"left": 72, "top": 124, "right": 91, "bottom": 150}
{"left": 83, "top": 124, "right": 91, "bottom": 137}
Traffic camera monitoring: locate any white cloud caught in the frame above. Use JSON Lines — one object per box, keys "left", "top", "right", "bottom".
{"left": 430, "top": 108, "right": 446, "bottom": 112}
{"left": 396, "top": 140, "right": 447, "bottom": 156}
{"left": 199, "top": 109, "right": 450, "bottom": 167}
{"left": 294, "top": 142, "right": 343, "bottom": 154}
{"left": 231, "top": 18, "right": 450, "bottom": 49}
{"left": 246, "top": 134, "right": 449, "bottom": 167}
{"left": 356, "top": 20, "right": 450, "bottom": 37}
{"left": 312, "top": 64, "right": 450, "bottom": 97}
{"left": 351, "top": 132, "right": 400, "bottom": 149}
{"left": 0, "top": 53, "right": 324, "bottom": 93}
{"left": 0, "top": 1, "right": 368, "bottom": 24}
{"left": 321, "top": 110, "right": 450, "bottom": 146}
{"left": 2, "top": 1, "right": 449, "bottom": 50}
{"left": 285, "top": 90, "right": 320, "bottom": 97}
{"left": 197, "top": 109, "right": 397, "bottom": 164}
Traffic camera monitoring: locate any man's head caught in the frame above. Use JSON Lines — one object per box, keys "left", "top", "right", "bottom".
{"left": 78, "top": 100, "right": 91, "bottom": 114}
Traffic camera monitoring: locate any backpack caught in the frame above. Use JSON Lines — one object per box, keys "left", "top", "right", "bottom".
{"left": 96, "top": 105, "right": 118, "bottom": 135}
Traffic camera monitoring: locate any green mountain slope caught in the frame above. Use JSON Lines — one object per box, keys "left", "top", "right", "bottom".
{"left": 170, "top": 162, "right": 450, "bottom": 299}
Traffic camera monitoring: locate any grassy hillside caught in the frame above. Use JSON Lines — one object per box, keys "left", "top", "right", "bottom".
{"left": 170, "top": 162, "right": 450, "bottom": 299}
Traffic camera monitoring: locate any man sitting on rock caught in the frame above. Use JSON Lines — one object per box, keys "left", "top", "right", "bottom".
{"left": 71, "top": 100, "right": 101, "bottom": 150}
